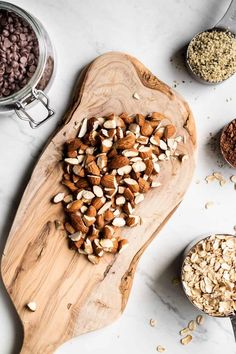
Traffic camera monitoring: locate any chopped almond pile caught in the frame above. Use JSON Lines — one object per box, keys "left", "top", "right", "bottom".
{"left": 53, "top": 113, "right": 185, "bottom": 264}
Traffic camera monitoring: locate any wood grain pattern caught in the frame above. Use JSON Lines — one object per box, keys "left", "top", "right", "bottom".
{"left": 1, "top": 52, "right": 196, "bottom": 354}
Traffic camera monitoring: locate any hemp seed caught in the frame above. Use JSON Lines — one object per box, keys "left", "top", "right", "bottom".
{"left": 187, "top": 30, "right": 236, "bottom": 83}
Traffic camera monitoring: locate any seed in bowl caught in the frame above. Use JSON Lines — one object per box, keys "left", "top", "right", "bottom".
{"left": 182, "top": 234, "right": 236, "bottom": 317}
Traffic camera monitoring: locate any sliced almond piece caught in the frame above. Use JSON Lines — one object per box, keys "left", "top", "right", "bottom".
{"left": 103, "top": 119, "right": 116, "bottom": 129}
{"left": 100, "top": 238, "right": 114, "bottom": 250}
{"left": 88, "top": 254, "right": 100, "bottom": 264}
{"left": 139, "top": 146, "right": 152, "bottom": 159}
{"left": 117, "top": 165, "right": 132, "bottom": 176}
{"left": 64, "top": 158, "right": 80, "bottom": 165}
{"left": 126, "top": 215, "right": 140, "bottom": 227}
{"left": 118, "top": 239, "right": 129, "bottom": 253}
{"left": 136, "top": 135, "right": 149, "bottom": 144}
{"left": 101, "top": 174, "right": 117, "bottom": 189}
{"left": 83, "top": 190, "right": 95, "bottom": 200}
{"left": 78, "top": 118, "right": 87, "bottom": 138}
{"left": 135, "top": 193, "right": 144, "bottom": 204}
{"left": 83, "top": 215, "right": 96, "bottom": 227}
{"left": 159, "top": 140, "right": 168, "bottom": 151}
{"left": 112, "top": 217, "right": 126, "bottom": 227}
{"left": 123, "top": 178, "right": 139, "bottom": 193}
{"left": 53, "top": 192, "right": 65, "bottom": 203}
{"left": 93, "top": 185, "right": 104, "bottom": 198}
{"left": 68, "top": 231, "right": 83, "bottom": 241}
{"left": 101, "top": 139, "right": 113, "bottom": 153}
{"left": 122, "top": 148, "right": 139, "bottom": 157}
{"left": 133, "top": 92, "right": 140, "bottom": 100}
{"left": 116, "top": 196, "right": 126, "bottom": 205}
{"left": 26, "top": 302, "right": 37, "bottom": 312}
{"left": 98, "top": 201, "right": 112, "bottom": 215}
{"left": 132, "top": 161, "right": 146, "bottom": 173}
{"left": 123, "top": 201, "right": 134, "bottom": 215}
{"left": 103, "top": 225, "right": 115, "bottom": 239}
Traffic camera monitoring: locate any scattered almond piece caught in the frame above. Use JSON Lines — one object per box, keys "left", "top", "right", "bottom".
{"left": 53, "top": 192, "right": 65, "bottom": 203}
{"left": 133, "top": 92, "right": 140, "bottom": 100}
{"left": 26, "top": 302, "right": 37, "bottom": 312}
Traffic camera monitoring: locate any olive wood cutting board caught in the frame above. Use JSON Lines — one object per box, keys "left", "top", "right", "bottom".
{"left": 1, "top": 52, "right": 196, "bottom": 354}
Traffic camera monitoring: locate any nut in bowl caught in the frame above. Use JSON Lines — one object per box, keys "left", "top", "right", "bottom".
{"left": 181, "top": 234, "right": 236, "bottom": 339}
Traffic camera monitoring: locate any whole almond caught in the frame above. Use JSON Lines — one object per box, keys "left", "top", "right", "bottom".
{"left": 123, "top": 178, "right": 139, "bottom": 193}
{"left": 164, "top": 124, "right": 176, "bottom": 138}
{"left": 104, "top": 209, "right": 115, "bottom": 222}
{"left": 144, "top": 159, "right": 154, "bottom": 176}
{"left": 151, "top": 112, "right": 165, "bottom": 121}
{"left": 67, "top": 138, "right": 82, "bottom": 152}
{"left": 103, "top": 225, "right": 115, "bottom": 239}
{"left": 75, "top": 177, "right": 89, "bottom": 189}
{"left": 116, "top": 133, "right": 136, "bottom": 149}
{"left": 73, "top": 238, "right": 84, "bottom": 249}
{"left": 138, "top": 178, "right": 150, "bottom": 193}
{"left": 62, "top": 180, "right": 77, "bottom": 192}
{"left": 136, "top": 113, "right": 145, "bottom": 126}
{"left": 92, "top": 196, "right": 106, "bottom": 210}
{"left": 70, "top": 214, "right": 89, "bottom": 234}
{"left": 86, "top": 205, "right": 97, "bottom": 217}
{"left": 141, "top": 122, "right": 153, "bottom": 136}
{"left": 101, "top": 174, "right": 117, "bottom": 188}
{"left": 96, "top": 214, "right": 105, "bottom": 229}
{"left": 86, "top": 160, "right": 100, "bottom": 176}
{"left": 119, "top": 112, "right": 134, "bottom": 125}
{"left": 123, "top": 187, "right": 135, "bottom": 202}
{"left": 66, "top": 200, "right": 83, "bottom": 212}
{"left": 87, "top": 175, "right": 101, "bottom": 186}
{"left": 67, "top": 150, "right": 77, "bottom": 158}
{"left": 65, "top": 222, "right": 75, "bottom": 234}
{"left": 109, "top": 155, "right": 129, "bottom": 169}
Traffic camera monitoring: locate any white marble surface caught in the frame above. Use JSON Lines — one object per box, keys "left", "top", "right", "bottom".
{"left": 0, "top": 0, "right": 236, "bottom": 353}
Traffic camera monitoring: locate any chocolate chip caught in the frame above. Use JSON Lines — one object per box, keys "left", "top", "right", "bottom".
{"left": 0, "top": 9, "right": 39, "bottom": 97}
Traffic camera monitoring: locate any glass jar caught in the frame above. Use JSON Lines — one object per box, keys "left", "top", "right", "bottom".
{"left": 0, "top": 1, "right": 55, "bottom": 128}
